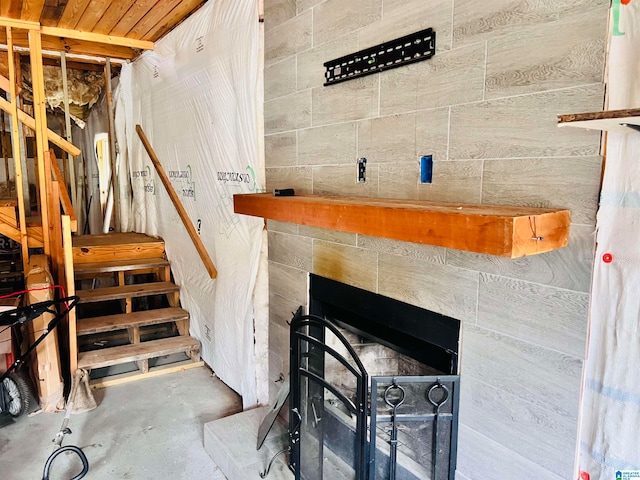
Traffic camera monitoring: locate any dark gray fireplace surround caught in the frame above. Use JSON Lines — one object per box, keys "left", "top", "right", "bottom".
{"left": 289, "top": 274, "right": 461, "bottom": 480}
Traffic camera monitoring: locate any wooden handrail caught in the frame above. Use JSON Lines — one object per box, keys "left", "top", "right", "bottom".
{"left": 0, "top": 96, "right": 80, "bottom": 156}
{"left": 136, "top": 125, "right": 218, "bottom": 279}
{"left": 49, "top": 149, "right": 77, "bottom": 232}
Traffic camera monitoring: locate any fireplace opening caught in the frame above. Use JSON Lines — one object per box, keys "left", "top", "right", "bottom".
{"left": 289, "top": 275, "right": 461, "bottom": 480}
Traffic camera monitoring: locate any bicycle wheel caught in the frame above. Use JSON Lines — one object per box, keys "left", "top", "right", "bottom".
{"left": 2, "top": 372, "right": 32, "bottom": 417}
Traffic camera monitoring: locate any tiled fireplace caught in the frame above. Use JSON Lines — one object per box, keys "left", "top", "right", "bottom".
{"left": 288, "top": 274, "right": 461, "bottom": 480}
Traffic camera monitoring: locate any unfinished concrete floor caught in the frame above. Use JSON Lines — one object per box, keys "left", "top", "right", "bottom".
{"left": 0, "top": 366, "right": 242, "bottom": 479}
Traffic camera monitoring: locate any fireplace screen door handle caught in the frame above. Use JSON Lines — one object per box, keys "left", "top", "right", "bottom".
{"left": 428, "top": 381, "right": 450, "bottom": 480}
{"left": 384, "top": 381, "right": 406, "bottom": 480}
{"left": 311, "top": 401, "right": 322, "bottom": 427}
{"left": 290, "top": 407, "right": 302, "bottom": 444}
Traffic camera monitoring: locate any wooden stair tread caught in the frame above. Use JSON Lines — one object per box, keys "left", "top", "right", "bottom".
{"left": 77, "top": 307, "right": 189, "bottom": 336}
{"left": 77, "top": 336, "right": 200, "bottom": 370}
{"left": 73, "top": 233, "right": 163, "bottom": 248}
{"left": 77, "top": 282, "right": 179, "bottom": 303}
{"left": 74, "top": 257, "right": 169, "bottom": 275}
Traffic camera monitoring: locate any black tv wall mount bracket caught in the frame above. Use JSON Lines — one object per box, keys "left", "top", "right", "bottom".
{"left": 323, "top": 28, "right": 436, "bottom": 86}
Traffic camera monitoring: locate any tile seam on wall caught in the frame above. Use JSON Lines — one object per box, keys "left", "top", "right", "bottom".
{"left": 479, "top": 271, "right": 592, "bottom": 296}
{"left": 464, "top": 375, "right": 581, "bottom": 421}
{"left": 469, "top": 321, "right": 585, "bottom": 362}
{"left": 482, "top": 40, "right": 488, "bottom": 101}
{"left": 456, "top": 424, "right": 567, "bottom": 480}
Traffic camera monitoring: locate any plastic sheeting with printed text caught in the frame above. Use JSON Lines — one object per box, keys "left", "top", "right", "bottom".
{"left": 580, "top": 2, "right": 640, "bottom": 477}
{"left": 113, "top": 0, "right": 265, "bottom": 408}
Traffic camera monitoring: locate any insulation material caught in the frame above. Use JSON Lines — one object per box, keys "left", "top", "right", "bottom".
{"left": 23, "top": 65, "right": 104, "bottom": 123}
{"left": 116, "top": 0, "right": 265, "bottom": 407}
{"left": 579, "top": 2, "right": 640, "bottom": 477}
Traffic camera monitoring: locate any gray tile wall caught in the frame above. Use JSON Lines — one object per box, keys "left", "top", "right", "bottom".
{"left": 263, "top": 1, "right": 607, "bottom": 478}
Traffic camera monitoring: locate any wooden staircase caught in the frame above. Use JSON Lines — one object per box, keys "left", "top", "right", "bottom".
{"left": 72, "top": 233, "right": 201, "bottom": 381}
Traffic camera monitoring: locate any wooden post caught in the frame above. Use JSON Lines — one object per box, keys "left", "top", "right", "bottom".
{"left": 136, "top": 125, "right": 218, "bottom": 279}
{"left": 14, "top": 53, "right": 30, "bottom": 216}
{"left": 104, "top": 58, "right": 119, "bottom": 231}
{"left": 28, "top": 29, "right": 51, "bottom": 256}
{"left": 62, "top": 215, "right": 77, "bottom": 375}
{"left": 26, "top": 254, "right": 64, "bottom": 412}
{"left": 6, "top": 28, "right": 29, "bottom": 271}
{"left": 1, "top": 111, "right": 9, "bottom": 184}
{"left": 60, "top": 52, "right": 77, "bottom": 210}
{"left": 49, "top": 179, "right": 64, "bottom": 287}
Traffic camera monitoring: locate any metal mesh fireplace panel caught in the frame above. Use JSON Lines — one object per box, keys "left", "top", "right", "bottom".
{"left": 290, "top": 314, "right": 369, "bottom": 480}
{"left": 369, "top": 376, "right": 460, "bottom": 480}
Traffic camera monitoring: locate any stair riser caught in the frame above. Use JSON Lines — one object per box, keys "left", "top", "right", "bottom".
{"left": 78, "top": 338, "right": 200, "bottom": 370}
{"left": 77, "top": 309, "right": 189, "bottom": 336}
{"left": 77, "top": 282, "right": 180, "bottom": 303}
{"left": 73, "top": 243, "right": 165, "bottom": 264}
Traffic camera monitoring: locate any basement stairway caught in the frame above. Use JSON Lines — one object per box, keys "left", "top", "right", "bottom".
{"left": 72, "top": 233, "right": 201, "bottom": 380}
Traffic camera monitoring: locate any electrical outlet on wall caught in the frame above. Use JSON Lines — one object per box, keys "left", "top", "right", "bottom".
{"left": 357, "top": 158, "right": 367, "bottom": 183}
{"left": 420, "top": 155, "right": 433, "bottom": 184}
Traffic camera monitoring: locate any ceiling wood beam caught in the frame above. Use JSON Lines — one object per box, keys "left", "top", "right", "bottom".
{"left": 40, "top": 55, "right": 113, "bottom": 72}
{"left": 0, "top": 16, "right": 40, "bottom": 30}
{"left": 0, "top": 29, "right": 138, "bottom": 59}
{"left": 40, "top": 26, "right": 154, "bottom": 50}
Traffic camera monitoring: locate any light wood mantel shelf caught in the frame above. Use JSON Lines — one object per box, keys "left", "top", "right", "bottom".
{"left": 233, "top": 193, "right": 570, "bottom": 258}
{"left": 558, "top": 108, "right": 640, "bottom": 133}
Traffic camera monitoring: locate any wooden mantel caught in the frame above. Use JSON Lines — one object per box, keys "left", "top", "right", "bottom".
{"left": 233, "top": 193, "right": 570, "bottom": 258}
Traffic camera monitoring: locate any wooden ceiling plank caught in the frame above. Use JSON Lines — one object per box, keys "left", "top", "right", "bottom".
{"left": 2, "top": 0, "right": 24, "bottom": 18}
{"left": 90, "top": 0, "right": 134, "bottom": 35}
{"left": 20, "top": 0, "right": 45, "bottom": 22}
{"left": 126, "top": 0, "right": 181, "bottom": 40}
{"left": 143, "top": 0, "right": 204, "bottom": 41}
{"left": 109, "top": 0, "right": 159, "bottom": 37}
{"left": 73, "top": 0, "right": 110, "bottom": 31}
{"left": 56, "top": 0, "right": 89, "bottom": 29}
{"left": 40, "top": 0, "right": 67, "bottom": 25}
{"left": 41, "top": 25, "right": 154, "bottom": 50}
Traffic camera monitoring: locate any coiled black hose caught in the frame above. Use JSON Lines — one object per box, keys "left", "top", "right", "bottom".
{"left": 42, "top": 445, "right": 89, "bottom": 480}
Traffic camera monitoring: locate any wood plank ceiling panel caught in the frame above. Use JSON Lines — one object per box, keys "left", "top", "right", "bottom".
{"left": 40, "top": 0, "right": 66, "bottom": 25}
{"left": 91, "top": 0, "right": 136, "bottom": 35}
{"left": 109, "top": 0, "right": 159, "bottom": 37}
{"left": 20, "top": 0, "right": 45, "bottom": 22}
{"left": 126, "top": 0, "right": 181, "bottom": 40}
{"left": 73, "top": 0, "right": 109, "bottom": 31}
{"left": 55, "top": 0, "right": 90, "bottom": 28}
{"left": 143, "top": 0, "right": 204, "bottom": 41}
{"left": 1, "top": 0, "right": 24, "bottom": 18}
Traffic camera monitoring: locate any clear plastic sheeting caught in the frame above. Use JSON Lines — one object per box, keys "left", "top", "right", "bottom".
{"left": 115, "top": 0, "right": 265, "bottom": 407}
{"left": 580, "top": 3, "right": 640, "bottom": 477}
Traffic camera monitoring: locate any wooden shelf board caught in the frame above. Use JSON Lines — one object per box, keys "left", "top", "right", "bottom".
{"left": 558, "top": 108, "right": 640, "bottom": 133}
{"left": 233, "top": 193, "right": 570, "bottom": 258}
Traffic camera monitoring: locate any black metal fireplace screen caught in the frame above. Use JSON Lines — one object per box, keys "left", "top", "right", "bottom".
{"left": 288, "top": 275, "right": 461, "bottom": 480}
